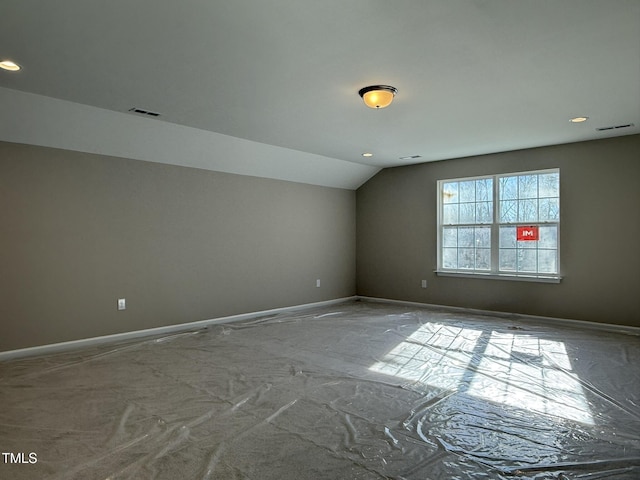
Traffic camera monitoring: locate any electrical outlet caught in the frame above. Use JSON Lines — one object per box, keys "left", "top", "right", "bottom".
{"left": 421, "top": 280, "right": 428, "bottom": 288}
{"left": 316, "top": 279, "right": 321, "bottom": 288}
{"left": 117, "top": 298, "right": 126, "bottom": 310}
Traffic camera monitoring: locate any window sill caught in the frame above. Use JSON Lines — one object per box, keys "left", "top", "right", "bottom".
{"left": 435, "top": 271, "right": 562, "bottom": 284}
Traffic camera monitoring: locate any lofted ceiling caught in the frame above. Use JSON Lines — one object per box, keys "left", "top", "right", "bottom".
{"left": 1, "top": 1, "right": 639, "bottom": 189}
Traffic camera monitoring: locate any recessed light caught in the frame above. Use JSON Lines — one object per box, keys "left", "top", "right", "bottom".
{"left": 361, "top": 153, "right": 374, "bottom": 157}
{"left": 570, "top": 116, "right": 589, "bottom": 123}
{"left": 0, "top": 60, "right": 21, "bottom": 71}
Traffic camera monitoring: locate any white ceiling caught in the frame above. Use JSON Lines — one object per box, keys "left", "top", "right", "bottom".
{"left": 1, "top": 1, "right": 639, "bottom": 189}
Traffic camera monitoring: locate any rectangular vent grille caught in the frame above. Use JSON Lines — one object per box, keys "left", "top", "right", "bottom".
{"left": 128, "top": 107, "right": 161, "bottom": 117}
{"left": 399, "top": 155, "right": 422, "bottom": 160}
{"left": 596, "top": 123, "right": 634, "bottom": 132}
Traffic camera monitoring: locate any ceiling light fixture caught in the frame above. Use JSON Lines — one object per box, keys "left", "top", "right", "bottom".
{"left": 361, "top": 152, "right": 374, "bottom": 157}
{"left": 0, "top": 60, "right": 21, "bottom": 71}
{"left": 570, "top": 116, "right": 589, "bottom": 123}
{"left": 358, "top": 85, "right": 397, "bottom": 109}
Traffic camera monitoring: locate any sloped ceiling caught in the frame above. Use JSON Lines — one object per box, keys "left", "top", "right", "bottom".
{"left": 1, "top": 1, "right": 639, "bottom": 189}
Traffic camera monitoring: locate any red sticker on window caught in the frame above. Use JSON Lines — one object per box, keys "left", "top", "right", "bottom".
{"left": 517, "top": 226, "right": 539, "bottom": 241}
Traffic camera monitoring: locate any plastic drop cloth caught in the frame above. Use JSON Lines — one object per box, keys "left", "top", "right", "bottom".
{"left": 1, "top": 300, "right": 639, "bottom": 479}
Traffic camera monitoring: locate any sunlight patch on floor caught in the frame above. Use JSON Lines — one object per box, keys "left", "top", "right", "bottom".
{"left": 467, "top": 332, "right": 594, "bottom": 425}
{"left": 370, "top": 323, "right": 594, "bottom": 425}
{"left": 370, "top": 323, "right": 483, "bottom": 391}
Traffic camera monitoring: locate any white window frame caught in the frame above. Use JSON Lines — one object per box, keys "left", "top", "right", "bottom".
{"left": 436, "top": 168, "right": 561, "bottom": 283}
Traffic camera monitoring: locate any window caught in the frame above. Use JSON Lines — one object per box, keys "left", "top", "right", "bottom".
{"left": 437, "top": 169, "right": 560, "bottom": 281}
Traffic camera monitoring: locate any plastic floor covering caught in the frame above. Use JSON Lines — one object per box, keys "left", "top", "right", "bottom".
{"left": 1, "top": 300, "right": 639, "bottom": 479}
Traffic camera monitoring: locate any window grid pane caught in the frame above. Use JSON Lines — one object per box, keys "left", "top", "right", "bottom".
{"left": 440, "top": 226, "right": 492, "bottom": 272}
{"left": 498, "top": 172, "right": 559, "bottom": 225}
{"left": 498, "top": 224, "right": 558, "bottom": 275}
{"left": 441, "top": 178, "right": 494, "bottom": 225}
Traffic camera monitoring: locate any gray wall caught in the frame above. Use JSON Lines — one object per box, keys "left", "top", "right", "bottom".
{"left": 1, "top": 142, "right": 356, "bottom": 351}
{"left": 357, "top": 135, "right": 640, "bottom": 327}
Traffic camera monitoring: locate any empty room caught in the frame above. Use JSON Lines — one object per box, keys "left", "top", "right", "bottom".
{"left": 1, "top": 1, "right": 639, "bottom": 479}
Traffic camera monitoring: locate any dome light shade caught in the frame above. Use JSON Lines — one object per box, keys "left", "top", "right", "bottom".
{"left": 358, "top": 85, "right": 397, "bottom": 109}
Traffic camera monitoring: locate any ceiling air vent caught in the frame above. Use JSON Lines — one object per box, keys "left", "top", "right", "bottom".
{"left": 595, "top": 123, "right": 634, "bottom": 132}
{"left": 399, "top": 155, "right": 422, "bottom": 160}
{"left": 128, "top": 107, "right": 161, "bottom": 117}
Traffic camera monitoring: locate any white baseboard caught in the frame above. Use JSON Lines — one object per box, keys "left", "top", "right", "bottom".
{"left": 0, "top": 296, "right": 357, "bottom": 361}
{"left": 3, "top": 295, "right": 637, "bottom": 361}
{"left": 358, "top": 296, "right": 640, "bottom": 336}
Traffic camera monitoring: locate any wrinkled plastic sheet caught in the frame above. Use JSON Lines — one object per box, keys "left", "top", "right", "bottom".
{"left": 1, "top": 300, "right": 639, "bottom": 479}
